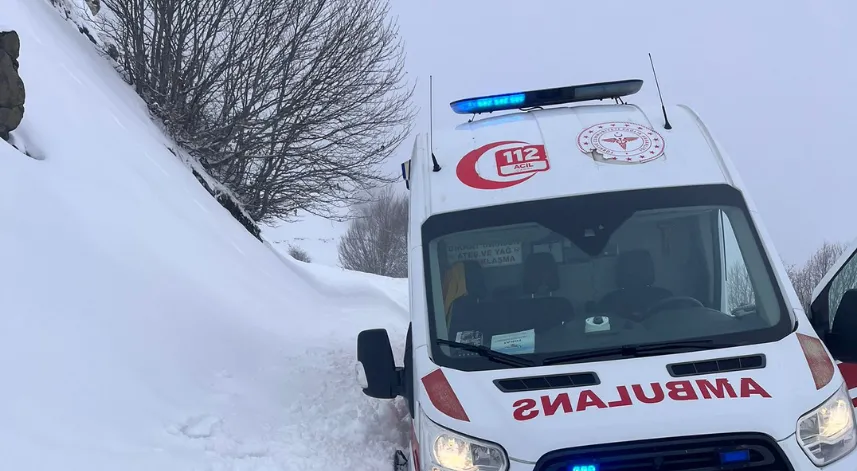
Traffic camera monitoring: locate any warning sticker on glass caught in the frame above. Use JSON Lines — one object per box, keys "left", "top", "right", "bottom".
{"left": 490, "top": 329, "right": 535, "bottom": 355}
{"left": 455, "top": 330, "right": 484, "bottom": 347}
{"left": 446, "top": 242, "right": 522, "bottom": 267}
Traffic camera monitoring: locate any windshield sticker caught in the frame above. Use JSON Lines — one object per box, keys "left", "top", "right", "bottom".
{"left": 455, "top": 330, "right": 484, "bottom": 347}
{"left": 446, "top": 242, "right": 522, "bottom": 267}
{"left": 512, "top": 377, "right": 771, "bottom": 421}
{"left": 491, "top": 329, "right": 535, "bottom": 355}
{"left": 577, "top": 122, "right": 665, "bottom": 164}
{"left": 457, "top": 140, "right": 549, "bottom": 190}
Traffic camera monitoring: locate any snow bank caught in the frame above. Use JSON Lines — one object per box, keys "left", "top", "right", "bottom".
{"left": 262, "top": 213, "right": 349, "bottom": 268}
{"left": 268, "top": 240, "right": 409, "bottom": 314}
{"left": 0, "top": 0, "right": 409, "bottom": 468}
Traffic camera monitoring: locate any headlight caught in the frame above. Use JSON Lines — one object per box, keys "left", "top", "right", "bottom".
{"left": 419, "top": 408, "right": 508, "bottom": 471}
{"left": 797, "top": 383, "right": 857, "bottom": 466}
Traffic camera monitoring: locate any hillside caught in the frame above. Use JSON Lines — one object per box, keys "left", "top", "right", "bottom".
{"left": 0, "top": 0, "right": 408, "bottom": 468}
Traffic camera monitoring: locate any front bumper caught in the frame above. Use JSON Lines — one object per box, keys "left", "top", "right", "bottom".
{"left": 501, "top": 433, "right": 857, "bottom": 471}
{"left": 778, "top": 433, "right": 857, "bottom": 470}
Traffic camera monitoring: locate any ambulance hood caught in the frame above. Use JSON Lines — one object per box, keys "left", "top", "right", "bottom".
{"left": 418, "top": 333, "right": 837, "bottom": 462}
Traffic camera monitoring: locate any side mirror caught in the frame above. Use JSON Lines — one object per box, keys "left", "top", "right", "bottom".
{"left": 826, "top": 289, "right": 857, "bottom": 363}
{"left": 356, "top": 328, "right": 400, "bottom": 399}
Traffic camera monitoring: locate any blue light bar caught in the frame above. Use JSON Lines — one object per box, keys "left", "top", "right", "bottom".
{"left": 450, "top": 79, "right": 643, "bottom": 115}
{"left": 720, "top": 449, "right": 750, "bottom": 464}
{"left": 451, "top": 93, "right": 526, "bottom": 114}
{"left": 569, "top": 464, "right": 598, "bottom": 471}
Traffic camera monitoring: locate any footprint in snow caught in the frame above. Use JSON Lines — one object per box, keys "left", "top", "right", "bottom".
{"left": 178, "top": 414, "right": 222, "bottom": 439}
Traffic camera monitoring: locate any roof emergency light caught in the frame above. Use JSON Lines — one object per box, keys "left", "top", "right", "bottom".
{"left": 450, "top": 79, "right": 643, "bottom": 115}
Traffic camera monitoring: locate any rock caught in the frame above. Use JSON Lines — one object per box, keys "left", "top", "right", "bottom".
{"left": 0, "top": 31, "right": 19, "bottom": 67}
{"left": 0, "top": 30, "right": 25, "bottom": 140}
{"left": 85, "top": 0, "right": 100, "bottom": 15}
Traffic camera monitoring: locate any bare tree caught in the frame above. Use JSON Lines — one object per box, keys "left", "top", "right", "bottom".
{"left": 338, "top": 185, "right": 408, "bottom": 277}
{"left": 824, "top": 244, "right": 857, "bottom": 324}
{"left": 726, "top": 263, "right": 755, "bottom": 311}
{"left": 94, "top": 0, "right": 415, "bottom": 223}
{"left": 288, "top": 245, "right": 312, "bottom": 263}
{"left": 721, "top": 241, "right": 848, "bottom": 314}
{"left": 786, "top": 241, "right": 845, "bottom": 312}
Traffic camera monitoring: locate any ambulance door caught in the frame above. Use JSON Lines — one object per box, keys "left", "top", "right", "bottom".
{"left": 810, "top": 240, "right": 857, "bottom": 407}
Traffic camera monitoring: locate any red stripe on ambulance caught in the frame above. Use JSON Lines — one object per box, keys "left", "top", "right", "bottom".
{"left": 797, "top": 333, "right": 835, "bottom": 390}
{"left": 512, "top": 377, "right": 771, "bottom": 421}
{"left": 837, "top": 362, "right": 857, "bottom": 407}
{"left": 838, "top": 363, "right": 857, "bottom": 390}
{"left": 421, "top": 369, "right": 470, "bottom": 422}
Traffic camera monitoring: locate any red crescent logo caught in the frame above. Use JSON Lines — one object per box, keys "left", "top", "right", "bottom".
{"left": 456, "top": 140, "right": 538, "bottom": 190}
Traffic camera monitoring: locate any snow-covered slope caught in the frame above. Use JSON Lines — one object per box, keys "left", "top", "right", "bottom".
{"left": 264, "top": 214, "right": 349, "bottom": 268}
{"left": 0, "top": 0, "right": 408, "bottom": 468}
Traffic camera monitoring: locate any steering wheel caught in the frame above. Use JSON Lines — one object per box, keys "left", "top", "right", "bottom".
{"left": 643, "top": 296, "right": 705, "bottom": 318}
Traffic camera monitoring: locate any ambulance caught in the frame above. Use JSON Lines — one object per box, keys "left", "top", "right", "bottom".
{"left": 355, "top": 79, "right": 857, "bottom": 471}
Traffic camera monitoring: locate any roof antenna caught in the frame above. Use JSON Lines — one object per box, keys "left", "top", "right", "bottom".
{"left": 430, "top": 75, "right": 441, "bottom": 172}
{"left": 648, "top": 53, "right": 672, "bottom": 130}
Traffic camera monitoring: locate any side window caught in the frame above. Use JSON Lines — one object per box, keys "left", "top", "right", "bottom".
{"left": 829, "top": 253, "right": 857, "bottom": 329}
{"left": 814, "top": 247, "right": 857, "bottom": 365}
{"left": 722, "top": 212, "right": 754, "bottom": 313}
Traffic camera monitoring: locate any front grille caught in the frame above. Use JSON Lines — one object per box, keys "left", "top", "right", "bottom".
{"left": 533, "top": 433, "right": 793, "bottom": 471}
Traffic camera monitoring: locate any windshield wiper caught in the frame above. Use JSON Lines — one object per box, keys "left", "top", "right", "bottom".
{"left": 542, "top": 339, "right": 739, "bottom": 366}
{"left": 436, "top": 339, "right": 536, "bottom": 367}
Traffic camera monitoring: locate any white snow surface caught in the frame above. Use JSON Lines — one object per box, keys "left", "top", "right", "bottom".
{"left": 0, "top": 0, "right": 409, "bottom": 468}
{"left": 263, "top": 215, "right": 349, "bottom": 268}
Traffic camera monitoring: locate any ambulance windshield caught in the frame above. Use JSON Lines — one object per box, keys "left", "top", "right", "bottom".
{"left": 421, "top": 184, "right": 792, "bottom": 371}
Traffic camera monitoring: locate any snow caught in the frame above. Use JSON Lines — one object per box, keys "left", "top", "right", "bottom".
{"left": 263, "top": 214, "right": 349, "bottom": 268}
{"left": 0, "top": 0, "right": 409, "bottom": 468}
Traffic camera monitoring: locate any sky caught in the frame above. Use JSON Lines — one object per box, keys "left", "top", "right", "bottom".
{"left": 383, "top": 0, "right": 857, "bottom": 266}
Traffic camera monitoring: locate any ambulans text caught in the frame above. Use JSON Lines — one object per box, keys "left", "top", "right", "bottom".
{"left": 513, "top": 378, "right": 771, "bottom": 421}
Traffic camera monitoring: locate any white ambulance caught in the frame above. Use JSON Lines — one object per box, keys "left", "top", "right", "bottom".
{"left": 356, "top": 79, "right": 857, "bottom": 471}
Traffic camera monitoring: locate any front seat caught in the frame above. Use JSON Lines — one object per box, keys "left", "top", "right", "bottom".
{"left": 507, "top": 252, "right": 575, "bottom": 332}
{"left": 597, "top": 249, "right": 673, "bottom": 316}
{"left": 523, "top": 252, "right": 563, "bottom": 297}
{"left": 445, "top": 261, "right": 491, "bottom": 341}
